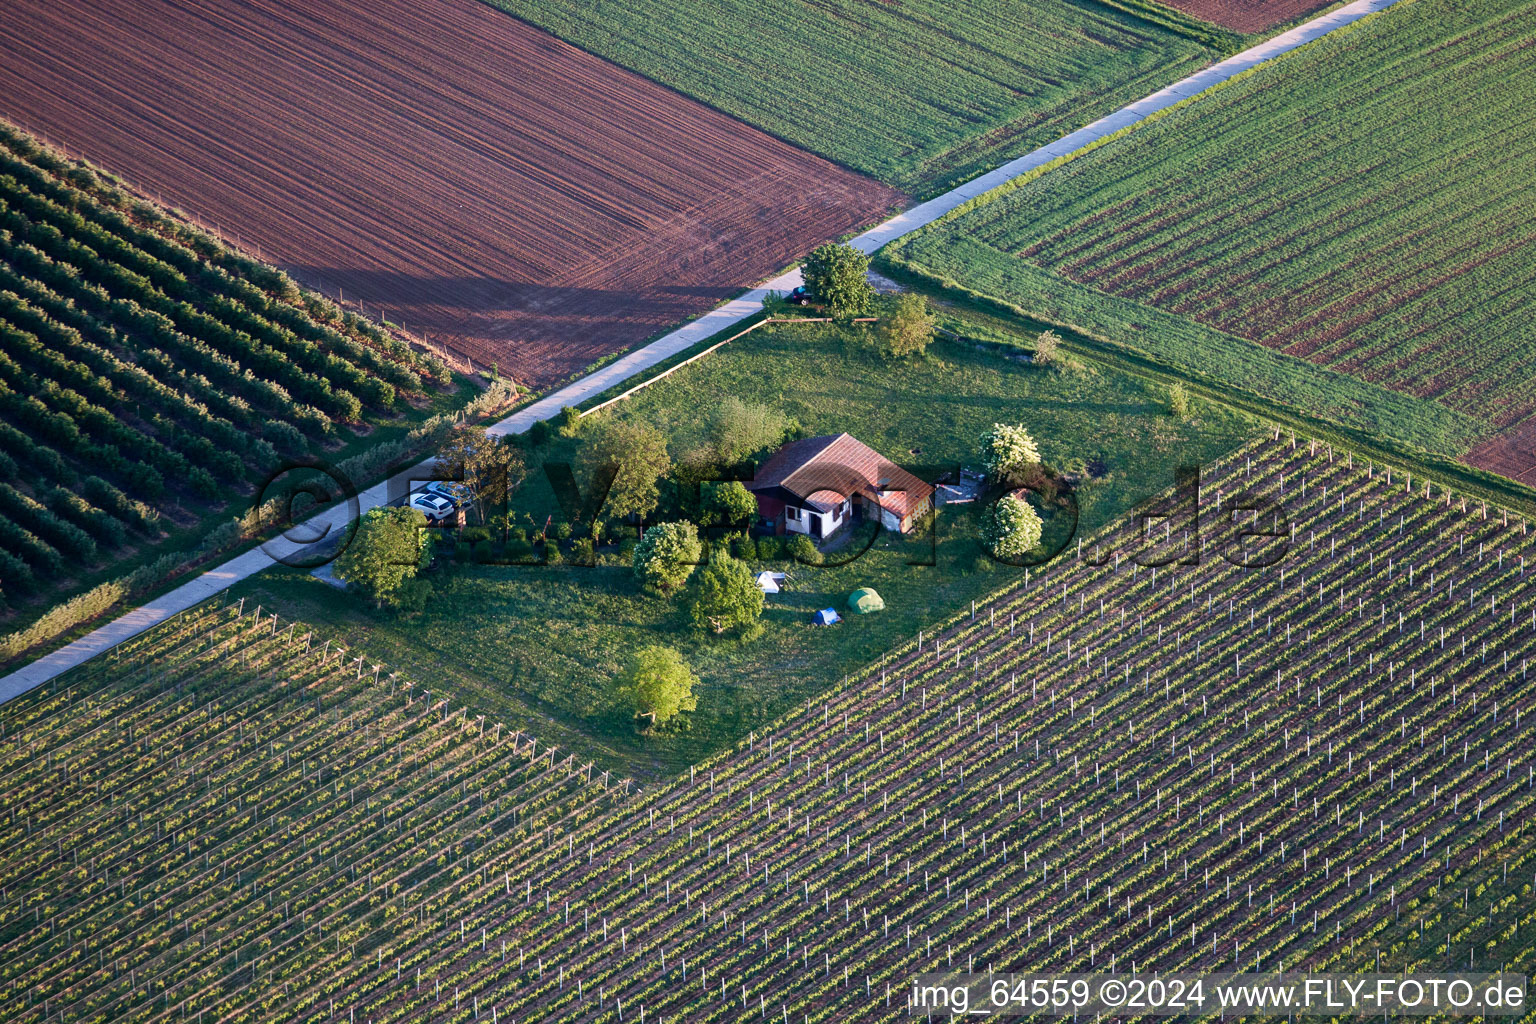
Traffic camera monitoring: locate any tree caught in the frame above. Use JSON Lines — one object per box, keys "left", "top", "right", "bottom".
{"left": 980, "top": 423, "right": 1042, "bottom": 482}
{"left": 616, "top": 645, "right": 699, "bottom": 727}
{"left": 687, "top": 551, "right": 764, "bottom": 634}
{"left": 436, "top": 425, "right": 525, "bottom": 524}
{"left": 802, "top": 242, "right": 874, "bottom": 319}
{"left": 983, "top": 493, "right": 1044, "bottom": 560}
{"left": 1033, "top": 329, "right": 1061, "bottom": 366}
{"left": 334, "top": 507, "right": 431, "bottom": 608}
{"left": 706, "top": 481, "right": 759, "bottom": 528}
{"left": 1167, "top": 382, "right": 1190, "bottom": 420}
{"left": 703, "top": 398, "right": 791, "bottom": 466}
{"left": 581, "top": 418, "right": 673, "bottom": 522}
{"left": 632, "top": 520, "right": 702, "bottom": 592}
{"left": 874, "top": 292, "right": 935, "bottom": 358}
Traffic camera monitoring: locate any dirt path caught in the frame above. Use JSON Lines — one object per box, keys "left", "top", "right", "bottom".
{"left": 0, "top": 0, "right": 1407, "bottom": 703}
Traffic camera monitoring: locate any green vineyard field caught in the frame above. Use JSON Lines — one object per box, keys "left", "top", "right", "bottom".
{"left": 891, "top": 0, "right": 1536, "bottom": 476}
{"left": 4, "top": 434, "right": 1533, "bottom": 1022}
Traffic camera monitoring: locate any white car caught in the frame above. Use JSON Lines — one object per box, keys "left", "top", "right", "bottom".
{"left": 409, "top": 490, "right": 457, "bottom": 523}
{"left": 424, "top": 480, "right": 474, "bottom": 508}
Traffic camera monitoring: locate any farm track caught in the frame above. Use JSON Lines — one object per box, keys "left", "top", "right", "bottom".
{"left": 5, "top": 436, "right": 1533, "bottom": 1023}
{"left": 0, "top": 0, "right": 898, "bottom": 387}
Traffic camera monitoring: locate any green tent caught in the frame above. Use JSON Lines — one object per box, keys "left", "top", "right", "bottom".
{"left": 847, "top": 587, "right": 885, "bottom": 614}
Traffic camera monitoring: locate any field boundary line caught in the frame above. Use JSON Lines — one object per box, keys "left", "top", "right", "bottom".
{"left": 0, "top": 0, "right": 1406, "bottom": 703}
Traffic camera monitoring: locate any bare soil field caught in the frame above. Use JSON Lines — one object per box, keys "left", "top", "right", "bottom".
{"left": 1152, "top": 0, "right": 1336, "bottom": 32}
{"left": 1465, "top": 417, "right": 1536, "bottom": 485}
{"left": 0, "top": 0, "right": 900, "bottom": 386}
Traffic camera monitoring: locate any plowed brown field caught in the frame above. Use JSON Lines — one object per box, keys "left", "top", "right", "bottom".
{"left": 1465, "top": 417, "right": 1536, "bottom": 486}
{"left": 0, "top": 0, "right": 900, "bottom": 385}
{"left": 1153, "top": 0, "right": 1334, "bottom": 32}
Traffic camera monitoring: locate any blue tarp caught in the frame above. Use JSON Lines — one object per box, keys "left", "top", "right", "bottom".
{"left": 813, "top": 608, "right": 841, "bottom": 626}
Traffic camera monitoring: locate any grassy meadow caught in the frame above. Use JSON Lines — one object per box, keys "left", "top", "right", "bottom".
{"left": 232, "top": 317, "right": 1255, "bottom": 778}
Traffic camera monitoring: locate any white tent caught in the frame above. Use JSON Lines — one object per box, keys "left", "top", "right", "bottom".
{"left": 754, "top": 571, "right": 786, "bottom": 594}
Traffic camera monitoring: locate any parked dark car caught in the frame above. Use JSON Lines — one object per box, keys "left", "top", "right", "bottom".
{"left": 787, "top": 285, "right": 813, "bottom": 306}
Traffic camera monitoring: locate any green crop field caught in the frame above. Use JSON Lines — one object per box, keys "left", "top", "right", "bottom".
{"left": 231, "top": 317, "right": 1255, "bottom": 778}
{"left": 889, "top": 0, "right": 1536, "bottom": 479}
{"left": 7, "top": 435, "right": 1532, "bottom": 1023}
{"left": 0, "top": 124, "right": 472, "bottom": 660}
{"left": 481, "top": 0, "right": 1231, "bottom": 195}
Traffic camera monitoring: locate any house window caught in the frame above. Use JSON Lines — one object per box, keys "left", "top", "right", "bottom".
{"left": 785, "top": 506, "right": 801, "bottom": 522}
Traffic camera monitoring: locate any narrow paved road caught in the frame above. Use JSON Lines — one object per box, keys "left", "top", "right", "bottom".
{"left": 0, "top": 0, "right": 1402, "bottom": 703}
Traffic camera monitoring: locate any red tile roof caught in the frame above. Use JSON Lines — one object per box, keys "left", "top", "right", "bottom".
{"left": 748, "top": 433, "right": 934, "bottom": 518}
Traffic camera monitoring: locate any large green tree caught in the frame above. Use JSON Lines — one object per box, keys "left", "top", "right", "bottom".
{"left": 687, "top": 551, "right": 764, "bottom": 634}
{"left": 802, "top": 242, "right": 874, "bottom": 319}
{"left": 334, "top": 507, "right": 431, "bottom": 608}
{"left": 581, "top": 418, "right": 673, "bottom": 523}
{"left": 632, "top": 520, "right": 702, "bottom": 592}
{"left": 874, "top": 292, "right": 935, "bottom": 359}
{"left": 616, "top": 646, "right": 699, "bottom": 728}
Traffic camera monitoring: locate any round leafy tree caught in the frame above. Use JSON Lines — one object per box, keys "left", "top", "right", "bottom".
{"left": 334, "top": 507, "right": 431, "bottom": 608}
{"left": 875, "top": 292, "right": 935, "bottom": 359}
{"left": 802, "top": 242, "right": 874, "bottom": 319}
{"left": 982, "top": 493, "right": 1044, "bottom": 561}
{"left": 616, "top": 645, "right": 699, "bottom": 727}
{"left": 581, "top": 418, "right": 673, "bottom": 523}
{"left": 632, "top": 520, "right": 702, "bottom": 592}
{"left": 687, "top": 551, "right": 764, "bottom": 634}
{"left": 706, "top": 481, "right": 759, "bottom": 528}
{"left": 980, "top": 422, "right": 1042, "bottom": 482}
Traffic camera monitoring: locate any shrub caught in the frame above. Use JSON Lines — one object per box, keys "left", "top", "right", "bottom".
{"left": 980, "top": 422, "right": 1042, "bottom": 482}
{"left": 1033, "top": 329, "right": 1061, "bottom": 366}
{"left": 788, "top": 534, "right": 820, "bottom": 565}
{"left": 541, "top": 540, "right": 561, "bottom": 564}
{"left": 554, "top": 521, "right": 573, "bottom": 541}
{"left": 555, "top": 406, "right": 581, "bottom": 436}
{"left": 261, "top": 418, "right": 308, "bottom": 454}
{"left": 569, "top": 537, "right": 596, "bottom": 566}
{"left": 983, "top": 493, "right": 1044, "bottom": 561}
{"left": 125, "top": 552, "right": 181, "bottom": 595}
{"left": 731, "top": 534, "right": 758, "bottom": 561}
{"left": 197, "top": 519, "right": 242, "bottom": 557}
{"left": 1168, "top": 382, "right": 1191, "bottom": 419}
{"left": 703, "top": 399, "right": 791, "bottom": 467}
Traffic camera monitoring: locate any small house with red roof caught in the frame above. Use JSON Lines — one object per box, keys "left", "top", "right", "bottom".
{"left": 746, "top": 433, "right": 934, "bottom": 540}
